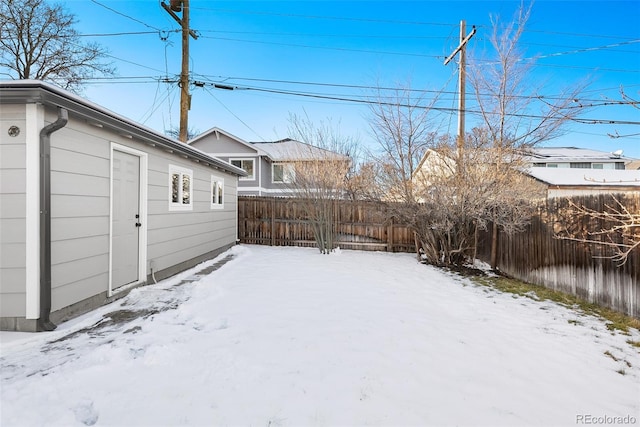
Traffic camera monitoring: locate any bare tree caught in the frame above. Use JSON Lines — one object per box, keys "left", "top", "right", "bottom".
{"left": 285, "top": 113, "right": 359, "bottom": 254}
{"left": 0, "top": 0, "right": 114, "bottom": 93}
{"left": 368, "top": 83, "right": 437, "bottom": 204}
{"left": 412, "top": 130, "right": 545, "bottom": 265}
{"left": 366, "top": 83, "right": 482, "bottom": 266}
{"left": 554, "top": 195, "right": 640, "bottom": 265}
{"left": 167, "top": 126, "right": 200, "bottom": 141}
{"left": 468, "top": 3, "right": 588, "bottom": 268}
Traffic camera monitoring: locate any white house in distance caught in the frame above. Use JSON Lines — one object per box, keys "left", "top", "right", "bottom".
{"left": 413, "top": 146, "right": 640, "bottom": 200}
{"left": 525, "top": 146, "right": 634, "bottom": 169}
{"left": 189, "top": 127, "right": 348, "bottom": 195}
{"left": 525, "top": 168, "right": 640, "bottom": 198}
{"left": 0, "top": 80, "right": 246, "bottom": 332}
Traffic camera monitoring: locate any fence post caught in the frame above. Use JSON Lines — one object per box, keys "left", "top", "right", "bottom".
{"left": 270, "top": 197, "right": 276, "bottom": 246}
{"left": 237, "top": 196, "right": 244, "bottom": 243}
{"left": 387, "top": 216, "right": 394, "bottom": 252}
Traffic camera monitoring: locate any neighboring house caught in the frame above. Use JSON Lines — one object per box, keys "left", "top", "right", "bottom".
{"left": 525, "top": 146, "right": 632, "bottom": 169}
{"left": 189, "top": 127, "right": 348, "bottom": 195}
{"left": 0, "top": 80, "right": 245, "bottom": 332}
{"left": 525, "top": 168, "right": 640, "bottom": 198}
{"left": 413, "top": 147, "right": 639, "bottom": 199}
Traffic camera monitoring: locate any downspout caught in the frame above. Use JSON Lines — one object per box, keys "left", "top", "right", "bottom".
{"left": 37, "top": 107, "right": 68, "bottom": 331}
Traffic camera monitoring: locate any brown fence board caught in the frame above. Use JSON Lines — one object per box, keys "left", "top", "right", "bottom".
{"left": 237, "top": 196, "right": 415, "bottom": 252}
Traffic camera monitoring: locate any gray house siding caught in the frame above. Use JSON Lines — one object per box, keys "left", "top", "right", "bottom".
{"left": 0, "top": 81, "right": 245, "bottom": 331}
{"left": 192, "top": 133, "right": 257, "bottom": 154}
{"left": 0, "top": 104, "right": 27, "bottom": 318}
{"left": 49, "top": 113, "right": 111, "bottom": 314}
{"left": 145, "top": 151, "right": 238, "bottom": 281}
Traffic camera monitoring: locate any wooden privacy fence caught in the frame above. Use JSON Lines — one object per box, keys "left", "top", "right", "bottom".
{"left": 237, "top": 196, "right": 415, "bottom": 252}
{"left": 476, "top": 194, "right": 640, "bottom": 318}
{"left": 238, "top": 194, "right": 639, "bottom": 318}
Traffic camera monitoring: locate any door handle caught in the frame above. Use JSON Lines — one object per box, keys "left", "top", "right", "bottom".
{"left": 135, "top": 222, "right": 142, "bottom": 227}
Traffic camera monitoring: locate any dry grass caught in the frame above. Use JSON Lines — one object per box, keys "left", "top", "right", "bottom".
{"left": 470, "top": 275, "right": 640, "bottom": 334}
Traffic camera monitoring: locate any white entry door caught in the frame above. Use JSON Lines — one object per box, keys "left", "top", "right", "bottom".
{"left": 112, "top": 150, "right": 141, "bottom": 288}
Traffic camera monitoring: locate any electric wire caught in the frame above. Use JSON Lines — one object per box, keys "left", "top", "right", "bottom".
{"left": 202, "top": 86, "right": 266, "bottom": 141}
{"left": 89, "top": 0, "right": 162, "bottom": 31}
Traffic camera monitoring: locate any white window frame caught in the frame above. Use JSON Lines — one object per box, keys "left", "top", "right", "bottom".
{"left": 169, "top": 165, "right": 193, "bottom": 211}
{"left": 230, "top": 158, "right": 255, "bottom": 181}
{"left": 211, "top": 175, "right": 224, "bottom": 209}
{"left": 272, "top": 162, "right": 295, "bottom": 184}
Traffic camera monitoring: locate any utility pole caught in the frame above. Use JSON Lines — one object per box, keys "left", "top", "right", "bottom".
{"left": 161, "top": 0, "right": 198, "bottom": 142}
{"left": 444, "top": 21, "right": 476, "bottom": 172}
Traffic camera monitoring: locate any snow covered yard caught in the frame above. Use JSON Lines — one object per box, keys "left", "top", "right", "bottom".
{"left": 1, "top": 245, "right": 639, "bottom": 427}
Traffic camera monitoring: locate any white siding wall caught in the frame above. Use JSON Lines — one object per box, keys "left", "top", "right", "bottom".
{"left": 146, "top": 151, "right": 238, "bottom": 274}
{"left": 0, "top": 104, "right": 27, "bottom": 317}
{"left": 2, "top": 103, "right": 239, "bottom": 322}
{"left": 48, "top": 111, "right": 111, "bottom": 312}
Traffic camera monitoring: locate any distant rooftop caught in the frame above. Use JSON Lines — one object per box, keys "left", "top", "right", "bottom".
{"left": 250, "top": 138, "right": 348, "bottom": 162}
{"left": 526, "top": 147, "right": 631, "bottom": 162}
{"left": 526, "top": 168, "right": 640, "bottom": 187}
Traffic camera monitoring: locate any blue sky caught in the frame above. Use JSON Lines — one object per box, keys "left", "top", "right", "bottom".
{"left": 63, "top": 0, "right": 640, "bottom": 158}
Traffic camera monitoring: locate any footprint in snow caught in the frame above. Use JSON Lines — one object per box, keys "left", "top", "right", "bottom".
{"left": 73, "top": 399, "right": 99, "bottom": 426}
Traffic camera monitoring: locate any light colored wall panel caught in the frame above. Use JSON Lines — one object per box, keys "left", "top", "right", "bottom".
{"left": 0, "top": 218, "right": 26, "bottom": 243}
{"left": 51, "top": 217, "right": 109, "bottom": 241}
{"left": 0, "top": 144, "right": 26, "bottom": 168}
{"left": 0, "top": 242, "right": 25, "bottom": 269}
{"left": 0, "top": 169, "right": 26, "bottom": 193}
{"left": 51, "top": 235, "right": 109, "bottom": 265}
{"left": 0, "top": 194, "right": 25, "bottom": 219}
{"left": 51, "top": 170, "right": 109, "bottom": 197}
{"left": 51, "top": 146, "right": 109, "bottom": 178}
{"left": 51, "top": 253, "right": 108, "bottom": 290}
{"left": 51, "top": 272, "right": 109, "bottom": 313}
{"left": 0, "top": 103, "right": 26, "bottom": 121}
{"left": 0, "top": 293, "right": 26, "bottom": 317}
{"left": 51, "top": 195, "right": 110, "bottom": 218}
{"left": 191, "top": 135, "right": 257, "bottom": 154}
{"left": 0, "top": 268, "right": 25, "bottom": 293}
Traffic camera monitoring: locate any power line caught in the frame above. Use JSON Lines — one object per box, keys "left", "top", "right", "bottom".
{"left": 191, "top": 7, "right": 456, "bottom": 27}
{"left": 75, "top": 31, "right": 172, "bottom": 38}
{"left": 197, "top": 80, "right": 640, "bottom": 125}
{"left": 525, "top": 39, "right": 640, "bottom": 61}
{"left": 198, "top": 35, "right": 444, "bottom": 59}
{"left": 191, "top": 73, "right": 637, "bottom": 104}
{"left": 89, "top": 0, "right": 162, "bottom": 31}
{"left": 202, "top": 86, "right": 266, "bottom": 141}
{"left": 197, "top": 29, "right": 449, "bottom": 41}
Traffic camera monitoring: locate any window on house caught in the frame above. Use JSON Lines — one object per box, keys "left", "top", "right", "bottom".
{"left": 615, "top": 162, "right": 625, "bottom": 170}
{"left": 169, "top": 165, "right": 193, "bottom": 211}
{"left": 230, "top": 159, "right": 255, "bottom": 180}
{"left": 547, "top": 163, "right": 558, "bottom": 168}
{"left": 570, "top": 162, "right": 591, "bottom": 169}
{"left": 592, "top": 163, "right": 604, "bottom": 169}
{"left": 211, "top": 176, "right": 224, "bottom": 209}
{"left": 272, "top": 163, "right": 295, "bottom": 183}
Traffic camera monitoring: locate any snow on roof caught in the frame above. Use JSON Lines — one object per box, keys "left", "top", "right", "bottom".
{"left": 251, "top": 138, "right": 349, "bottom": 162}
{"left": 526, "top": 146, "right": 630, "bottom": 162}
{"left": 526, "top": 168, "right": 640, "bottom": 187}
